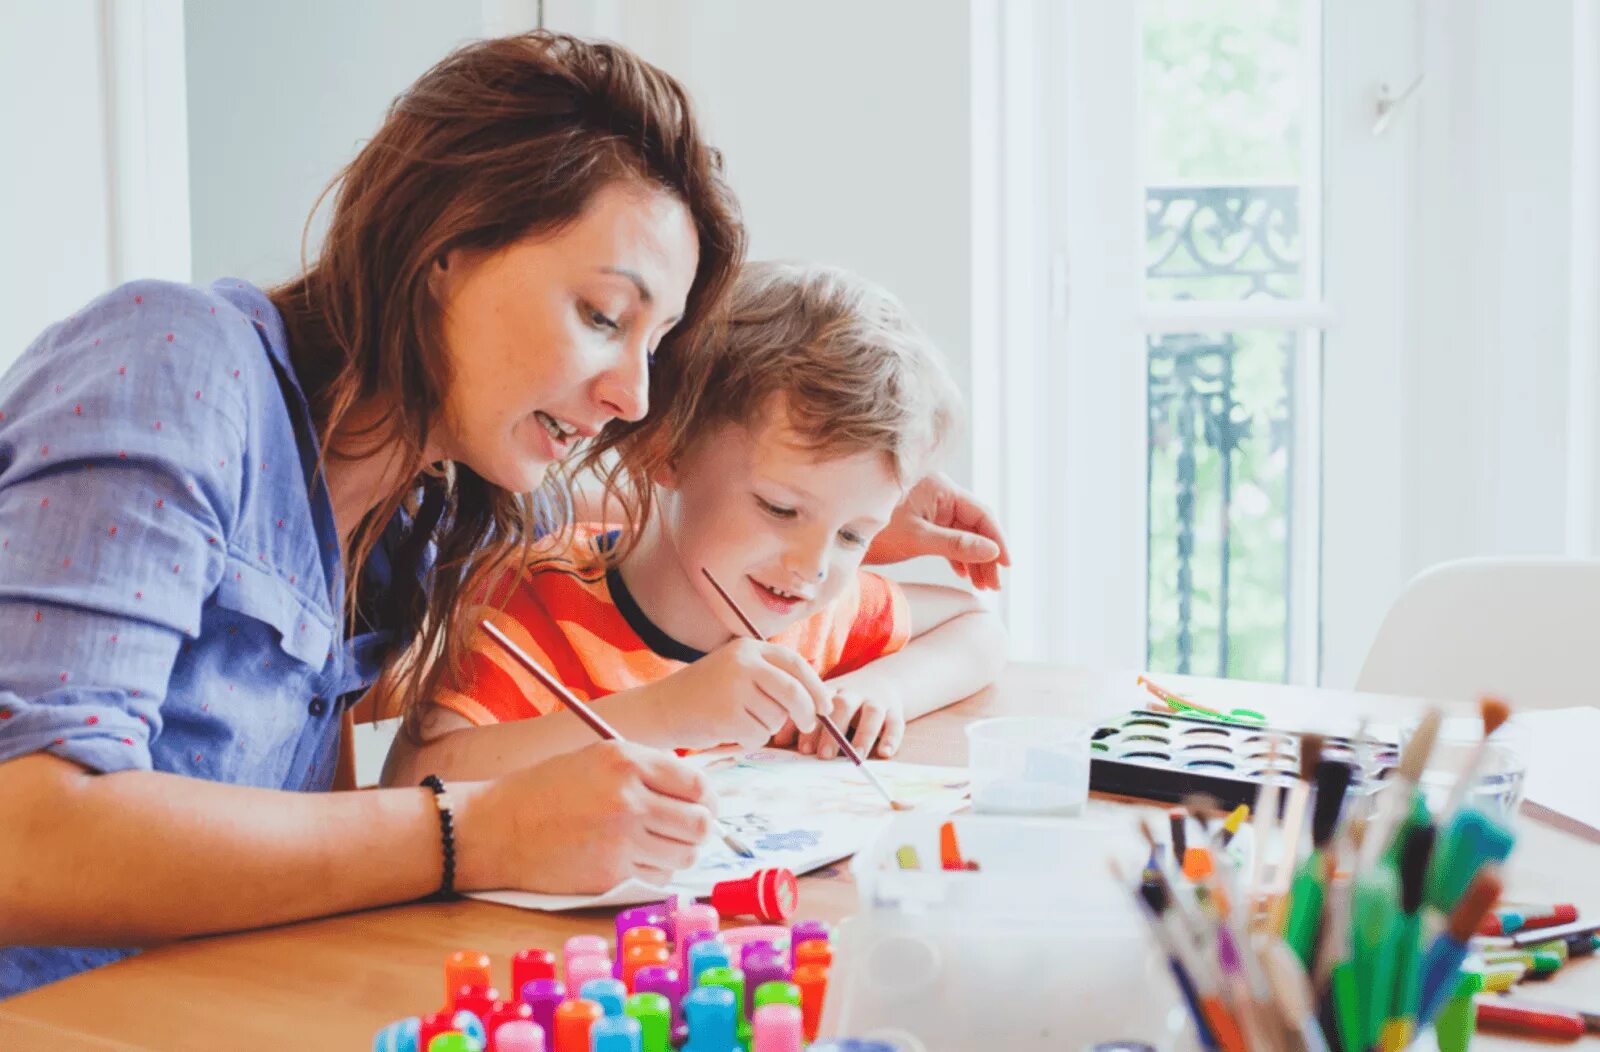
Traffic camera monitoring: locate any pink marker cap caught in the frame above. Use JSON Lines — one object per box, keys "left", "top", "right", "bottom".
{"left": 493, "top": 1019, "right": 546, "bottom": 1052}
{"left": 752, "top": 1002, "right": 803, "bottom": 1052}
{"left": 565, "top": 952, "right": 612, "bottom": 995}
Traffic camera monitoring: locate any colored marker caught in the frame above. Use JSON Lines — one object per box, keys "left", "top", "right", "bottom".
{"left": 671, "top": 905, "right": 719, "bottom": 973}
{"left": 444, "top": 950, "right": 493, "bottom": 1007}
{"left": 688, "top": 940, "right": 731, "bottom": 989}
{"left": 1417, "top": 866, "right": 1502, "bottom": 1027}
{"left": 553, "top": 998, "right": 601, "bottom": 1052}
{"left": 752, "top": 1002, "right": 804, "bottom": 1052}
{"left": 567, "top": 954, "right": 611, "bottom": 998}
{"left": 792, "top": 963, "right": 829, "bottom": 1044}
{"left": 373, "top": 1016, "right": 421, "bottom": 1052}
{"left": 483, "top": 1000, "right": 534, "bottom": 1041}
{"left": 564, "top": 935, "right": 609, "bottom": 980}
{"left": 581, "top": 978, "right": 628, "bottom": 1018}
{"left": 520, "top": 978, "right": 566, "bottom": 1040}
{"left": 492, "top": 1019, "right": 546, "bottom": 1052}
{"left": 624, "top": 992, "right": 672, "bottom": 1052}
{"left": 591, "top": 1014, "right": 643, "bottom": 1052}
{"left": 427, "top": 1035, "right": 478, "bottom": 1052}
{"left": 1476, "top": 999, "right": 1587, "bottom": 1040}
{"left": 895, "top": 845, "right": 921, "bottom": 870}
{"left": 939, "top": 821, "right": 964, "bottom": 870}
{"left": 512, "top": 948, "right": 558, "bottom": 998}
{"left": 683, "top": 986, "right": 741, "bottom": 1052}
{"left": 1510, "top": 917, "right": 1600, "bottom": 947}
{"left": 712, "top": 868, "right": 799, "bottom": 923}
{"left": 698, "top": 966, "right": 750, "bottom": 1046}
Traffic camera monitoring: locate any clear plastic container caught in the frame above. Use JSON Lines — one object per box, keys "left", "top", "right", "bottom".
{"left": 819, "top": 812, "right": 1199, "bottom": 1052}
{"left": 966, "top": 716, "right": 1092, "bottom": 816}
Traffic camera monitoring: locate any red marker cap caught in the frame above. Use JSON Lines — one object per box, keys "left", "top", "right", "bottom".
{"left": 452, "top": 983, "right": 500, "bottom": 1019}
{"left": 1477, "top": 999, "right": 1587, "bottom": 1040}
{"left": 711, "top": 868, "right": 799, "bottom": 923}
{"left": 483, "top": 999, "right": 534, "bottom": 1043}
{"left": 511, "top": 948, "right": 557, "bottom": 996}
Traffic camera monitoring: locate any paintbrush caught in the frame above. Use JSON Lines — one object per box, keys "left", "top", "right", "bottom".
{"left": 1437, "top": 696, "right": 1512, "bottom": 822}
{"left": 1361, "top": 709, "right": 1441, "bottom": 870}
{"left": 1282, "top": 759, "right": 1354, "bottom": 967}
{"left": 1379, "top": 823, "right": 1436, "bottom": 1052}
{"left": 1265, "top": 734, "right": 1323, "bottom": 934}
{"left": 480, "top": 619, "right": 756, "bottom": 859}
{"left": 699, "top": 567, "right": 910, "bottom": 811}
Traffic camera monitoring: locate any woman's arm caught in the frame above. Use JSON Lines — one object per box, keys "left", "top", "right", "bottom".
{"left": 0, "top": 739, "right": 713, "bottom": 947}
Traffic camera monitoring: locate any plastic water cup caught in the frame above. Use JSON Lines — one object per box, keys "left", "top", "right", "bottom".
{"left": 966, "top": 716, "right": 1091, "bottom": 816}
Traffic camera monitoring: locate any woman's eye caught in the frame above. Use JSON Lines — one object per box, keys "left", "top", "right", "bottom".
{"left": 839, "top": 530, "right": 866, "bottom": 547}
{"left": 582, "top": 303, "right": 620, "bottom": 331}
{"left": 756, "top": 497, "right": 797, "bottom": 520}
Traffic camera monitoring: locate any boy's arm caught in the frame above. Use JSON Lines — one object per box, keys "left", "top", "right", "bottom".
{"left": 876, "top": 584, "right": 1008, "bottom": 721}
{"left": 795, "top": 584, "right": 1007, "bottom": 760}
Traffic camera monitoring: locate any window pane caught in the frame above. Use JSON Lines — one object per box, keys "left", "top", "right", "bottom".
{"left": 1146, "top": 330, "right": 1299, "bottom": 682}
{"left": 1141, "top": 0, "right": 1309, "bottom": 302}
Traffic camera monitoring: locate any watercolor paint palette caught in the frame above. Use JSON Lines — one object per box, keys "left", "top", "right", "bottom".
{"left": 1088, "top": 708, "right": 1400, "bottom": 810}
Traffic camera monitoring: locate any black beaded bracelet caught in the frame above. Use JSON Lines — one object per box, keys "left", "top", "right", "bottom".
{"left": 419, "top": 774, "right": 457, "bottom": 900}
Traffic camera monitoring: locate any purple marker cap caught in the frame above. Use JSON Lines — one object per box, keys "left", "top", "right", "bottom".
{"left": 678, "top": 928, "right": 721, "bottom": 977}
{"left": 614, "top": 905, "right": 668, "bottom": 979}
{"left": 788, "top": 921, "right": 829, "bottom": 967}
{"left": 740, "top": 940, "right": 779, "bottom": 969}
{"left": 634, "top": 964, "right": 683, "bottom": 1028}
{"left": 742, "top": 947, "right": 790, "bottom": 1016}
{"left": 519, "top": 978, "right": 566, "bottom": 1039}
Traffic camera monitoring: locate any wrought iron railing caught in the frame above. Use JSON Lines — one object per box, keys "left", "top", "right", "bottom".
{"left": 1145, "top": 185, "right": 1299, "bottom": 680}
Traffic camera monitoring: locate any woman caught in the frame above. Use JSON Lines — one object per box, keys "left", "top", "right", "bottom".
{"left": 0, "top": 32, "right": 1006, "bottom": 998}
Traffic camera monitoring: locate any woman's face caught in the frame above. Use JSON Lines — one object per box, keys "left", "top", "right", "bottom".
{"left": 430, "top": 181, "right": 700, "bottom": 492}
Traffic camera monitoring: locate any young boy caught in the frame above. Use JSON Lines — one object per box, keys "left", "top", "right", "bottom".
{"left": 417, "top": 262, "right": 1005, "bottom": 767}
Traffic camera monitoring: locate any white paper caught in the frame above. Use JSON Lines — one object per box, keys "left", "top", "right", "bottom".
{"left": 1513, "top": 706, "right": 1600, "bottom": 842}
{"left": 468, "top": 748, "right": 972, "bottom": 912}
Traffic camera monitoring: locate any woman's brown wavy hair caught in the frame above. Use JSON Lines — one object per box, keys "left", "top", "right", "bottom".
{"left": 267, "top": 31, "right": 743, "bottom": 737}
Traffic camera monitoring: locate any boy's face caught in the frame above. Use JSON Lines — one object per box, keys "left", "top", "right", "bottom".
{"left": 658, "top": 398, "right": 903, "bottom": 639}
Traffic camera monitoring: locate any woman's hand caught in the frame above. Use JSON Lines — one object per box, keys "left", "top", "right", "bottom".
{"left": 455, "top": 740, "right": 717, "bottom": 893}
{"left": 636, "top": 638, "right": 834, "bottom": 750}
{"left": 770, "top": 671, "right": 907, "bottom": 761}
{"left": 866, "top": 473, "right": 1010, "bottom": 590}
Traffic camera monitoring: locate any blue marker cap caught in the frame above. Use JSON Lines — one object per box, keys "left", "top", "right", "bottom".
{"left": 688, "top": 940, "right": 731, "bottom": 989}
{"left": 681, "top": 986, "right": 740, "bottom": 1052}
{"left": 373, "top": 1016, "right": 421, "bottom": 1052}
{"left": 581, "top": 978, "right": 629, "bottom": 1018}
{"left": 591, "top": 1014, "right": 643, "bottom": 1052}
{"left": 450, "top": 1009, "right": 487, "bottom": 1048}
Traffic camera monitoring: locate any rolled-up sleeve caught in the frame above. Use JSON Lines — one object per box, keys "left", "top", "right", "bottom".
{"left": 0, "top": 284, "right": 246, "bottom": 773}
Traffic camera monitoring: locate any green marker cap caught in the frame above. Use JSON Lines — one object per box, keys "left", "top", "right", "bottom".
{"left": 427, "top": 1035, "right": 481, "bottom": 1052}
{"left": 754, "top": 980, "right": 801, "bottom": 1010}
{"left": 624, "top": 992, "right": 671, "bottom": 1052}
{"left": 1434, "top": 991, "right": 1477, "bottom": 1052}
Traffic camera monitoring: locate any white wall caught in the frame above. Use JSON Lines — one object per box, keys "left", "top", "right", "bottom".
{"left": 183, "top": 0, "right": 493, "bottom": 286}
{"left": 0, "top": 1, "right": 116, "bottom": 367}
{"left": 585, "top": 0, "right": 976, "bottom": 494}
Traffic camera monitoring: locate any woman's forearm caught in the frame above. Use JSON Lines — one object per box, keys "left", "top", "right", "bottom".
{"left": 0, "top": 752, "right": 470, "bottom": 947}
{"left": 381, "top": 691, "right": 672, "bottom": 785}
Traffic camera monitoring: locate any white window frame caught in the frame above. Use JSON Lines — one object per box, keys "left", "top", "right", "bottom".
{"left": 973, "top": 0, "right": 1421, "bottom": 687}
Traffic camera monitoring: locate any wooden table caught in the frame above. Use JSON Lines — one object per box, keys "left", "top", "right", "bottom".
{"left": 2, "top": 664, "right": 1596, "bottom": 1049}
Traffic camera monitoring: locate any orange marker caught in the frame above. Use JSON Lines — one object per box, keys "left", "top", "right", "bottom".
{"left": 554, "top": 998, "right": 602, "bottom": 1051}
{"left": 939, "top": 821, "right": 964, "bottom": 870}
{"left": 793, "top": 962, "right": 829, "bottom": 1042}
{"left": 794, "top": 939, "right": 833, "bottom": 970}
{"left": 443, "top": 949, "right": 492, "bottom": 1007}
{"left": 622, "top": 943, "right": 672, "bottom": 991}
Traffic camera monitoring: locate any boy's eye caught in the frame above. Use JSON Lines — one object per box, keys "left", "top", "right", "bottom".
{"left": 755, "top": 496, "right": 797, "bottom": 520}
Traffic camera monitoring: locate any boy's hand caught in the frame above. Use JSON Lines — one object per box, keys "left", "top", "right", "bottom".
{"left": 645, "top": 638, "right": 833, "bottom": 750}
{"left": 772, "top": 671, "right": 907, "bottom": 760}
{"left": 866, "top": 473, "right": 1010, "bottom": 591}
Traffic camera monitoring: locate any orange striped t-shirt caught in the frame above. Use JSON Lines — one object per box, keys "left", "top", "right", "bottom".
{"left": 434, "top": 525, "right": 912, "bottom": 726}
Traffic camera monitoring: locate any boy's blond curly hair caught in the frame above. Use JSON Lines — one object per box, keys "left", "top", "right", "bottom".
{"left": 579, "top": 260, "right": 962, "bottom": 551}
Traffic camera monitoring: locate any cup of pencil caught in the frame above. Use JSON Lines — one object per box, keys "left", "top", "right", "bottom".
{"left": 1121, "top": 698, "right": 1521, "bottom": 1052}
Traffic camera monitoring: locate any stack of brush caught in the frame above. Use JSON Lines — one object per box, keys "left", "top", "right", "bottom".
{"left": 1123, "top": 698, "right": 1516, "bottom": 1052}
